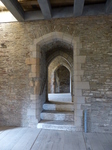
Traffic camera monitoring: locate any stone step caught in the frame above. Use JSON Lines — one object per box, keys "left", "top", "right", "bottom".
{"left": 48, "top": 93, "right": 72, "bottom": 103}
{"left": 43, "top": 102, "right": 74, "bottom": 111}
{"left": 37, "top": 120, "right": 75, "bottom": 131}
{"left": 40, "top": 111, "right": 74, "bottom": 121}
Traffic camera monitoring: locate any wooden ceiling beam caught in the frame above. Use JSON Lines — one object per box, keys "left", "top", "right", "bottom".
{"left": 106, "top": 0, "right": 112, "bottom": 13}
{"left": 83, "top": 3, "right": 105, "bottom": 16}
{"left": 25, "top": 10, "right": 44, "bottom": 21}
{"left": 37, "top": 0, "right": 52, "bottom": 19}
{"left": 18, "top": 0, "right": 74, "bottom": 5}
{"left": 24, "top": 3, "right": 108, "bottom": 21}
{"left": 1, "top": 0, "right": 24, "bottom": 21}
{"left": 73, "top": 0, "right": 85, "bottom": 16}
{"left": 18, "top": 1, "right": 38, "bottom": 6}
{"left": 52, "top": 6, "right": 73, "bottom": 18}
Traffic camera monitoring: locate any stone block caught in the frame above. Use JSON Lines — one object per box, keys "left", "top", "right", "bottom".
{"left": 29, "top": 81, "right": 34, "bottom": 87}
{"left": 63, "top": 34, "right": 72, "bottom": 44}
{"left": 74, "top": 76, "right": 81, "bottom": 81}
{"left": 36, "top": 66, "right": 40, "bottom": 77}
{"left": 36, "top": 45, "right": 41, "bottom": 52}
{"left": 31, "top": 51, "right": 37, "bottom": 58}
{"left": 34, "top": 81, "right": 40, "bottom": 95}
{"left": 26, "top": 58, "right": 37, "bottom": 65}
{"left": 72, "top": 37, "right": 80, "bottom": 45}
{"left": 75, "top": 82, "right": 90, "bottom": 89}
{"left": 34, "top": 37, "right": 43, "bottom": 46}
{"left": 30, "top": 45, "right": 36, "bottom": 52}
{"left": 76, "top": 110, "right": 83, "bottom": 117}
{"left": 43, "top": 103, "right": 74, "bottom": 111}
{"left": 31, "top": 51, "right": 41, "bottom": 58}
{"left": 40, "top": 111, "right": 74, "bottom": 122}
{"left": 75, "top": 117, "right": 83, "bottom": 127}
{"left": 31, "top": 65, "right": 36, "bottom": 73}
{"left": 74, "top": 56, "right": 86, "bottom": 64}
{"left": 25, "top": 58, "right": 31, "bottom": 65}
{"left": 30, "top": 58, "right": 37, "bottom": 65}
{"left": 75, "top": 103, "right": 81, "bottom": 109}
{"left": 29, "top": 73, "right": 36, "bottom": 78}
{"left": 55, "top": 32, "right": 63, "bottom": 40}
{"left": 74, "top": 64, "right": 81, "bottom": 70}
{"left": 81, "top": 104, "right": 91, "bottom": 110}
{"left": 76, "top": 42, "right": 82, "bottom": 49}
{"left": 75, "top": 90, "right": 82, "bottom": 96}
{"left": 46, "top": 32, "right": 56, "bottom": 41}
{"left": 73, "top": 46, "right": 80, "bottom": 56}
{"left": 74, "top": 96, "right": 85, "bottom": 104}
{"left": 73, "top": 70, "right": 84, "bottom": 76}
{"left": 42, "top": 34, "right": 53, "bottom": 44}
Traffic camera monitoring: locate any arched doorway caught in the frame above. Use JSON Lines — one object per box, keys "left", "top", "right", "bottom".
{"left": 54, "top": 65, "right": 70, "bottom": 93}
{"left": 26, "top": 32, "right": 88, "bottom": 131}
{"left": 47, "top": 53, "right": 73, "bottom": 103}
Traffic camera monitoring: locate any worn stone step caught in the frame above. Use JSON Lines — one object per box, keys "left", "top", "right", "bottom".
{"left": 43, "top": 103, "right": 74, "bottom": 111}
{"left": 37, "top": 120, "right": 76, "bottom": 131}
{"left": 48, "top": 93, "right": 72, "bottom": 103}
{"left": 40, "top": 111, "right": 74, "bottom": 121}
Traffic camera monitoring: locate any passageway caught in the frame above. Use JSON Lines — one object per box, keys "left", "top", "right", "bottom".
{"left": 38, "top": 40, "right": 74, "bottom": 129}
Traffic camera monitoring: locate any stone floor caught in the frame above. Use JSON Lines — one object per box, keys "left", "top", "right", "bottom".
{"left": 0, "top": 127, "right": 112, "bottom": 150}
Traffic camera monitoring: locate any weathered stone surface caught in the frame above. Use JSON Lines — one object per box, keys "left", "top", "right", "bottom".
{"left": 0, "top": 15, "right": 112, "bottom": 132}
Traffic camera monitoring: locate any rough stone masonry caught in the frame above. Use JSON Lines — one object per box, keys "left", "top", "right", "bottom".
{"left": 0, "top": 15, "right": 112, "bottom": 132}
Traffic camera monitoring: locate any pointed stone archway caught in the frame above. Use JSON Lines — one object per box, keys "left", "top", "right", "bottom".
{"left": 25, "top": 32, "right": 90, "bottom": 131}
{"left": 48, "top": 56, "right": 72, "bottom": 103}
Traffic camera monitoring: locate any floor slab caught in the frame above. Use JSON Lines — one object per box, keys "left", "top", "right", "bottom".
{"left": 0, "top": 127, "right": 112, "bottom": 150}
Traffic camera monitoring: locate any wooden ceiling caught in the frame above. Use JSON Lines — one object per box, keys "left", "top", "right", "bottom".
{"left": 0, "top": 0, "right": 111, "bottom": 22}
{"left": 18, "top": 0, "right": 106, "bottom": 11}
{"left": 0, "top": 1, "right": 7, "bottom": 11}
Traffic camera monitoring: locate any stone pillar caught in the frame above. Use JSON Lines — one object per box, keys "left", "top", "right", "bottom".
{"left": 25, "top": 45, "right": 42, "bottom": 127}
{"left": 72, "top": 39, "right": 90, "bottom": 131}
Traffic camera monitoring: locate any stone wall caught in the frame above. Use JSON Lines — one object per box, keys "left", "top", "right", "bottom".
{"left": 0, "top": 15, "right": 112, "bottom": 132}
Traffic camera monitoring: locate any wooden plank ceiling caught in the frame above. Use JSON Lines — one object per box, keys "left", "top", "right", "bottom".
{"left": 18, "top": 0, "right": 106, "bottom": 11}
{"left": 0, "top": 0, "right": 112, "bottom": 22}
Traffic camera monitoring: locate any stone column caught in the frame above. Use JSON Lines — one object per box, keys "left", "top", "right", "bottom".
{"left": 25, "top": 45, "right": 41, "bottom": 127}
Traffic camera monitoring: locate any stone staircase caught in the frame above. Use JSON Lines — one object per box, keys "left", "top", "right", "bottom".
{"left": 37, "top": 101, "right": 75, "bottom": 131}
